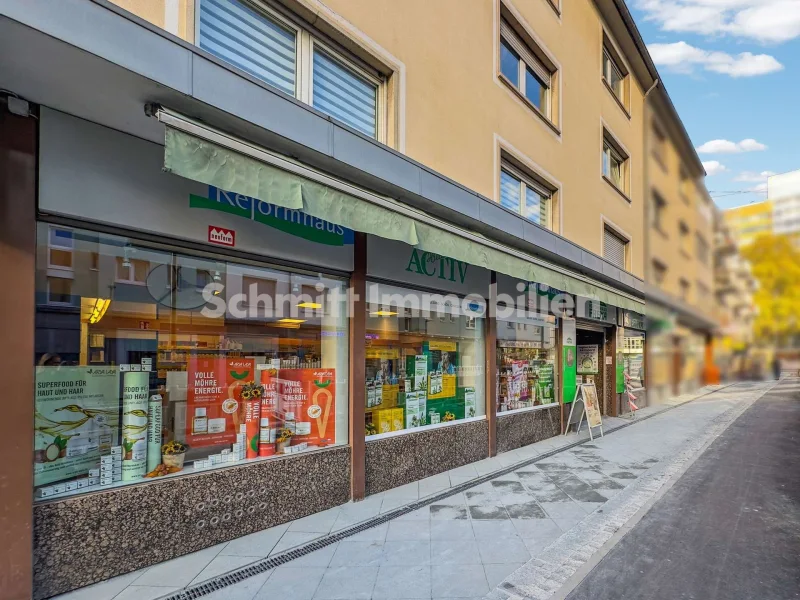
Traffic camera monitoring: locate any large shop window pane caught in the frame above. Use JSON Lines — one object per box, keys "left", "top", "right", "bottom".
{"left": 33, "top": 224, "right": 348, "bottom": 500}
{"left": 623, "top": 331, "right": 645, "bottom": 389}
{"left": 500, "top": 169, "right": 522, "bottom": 212}
{"left": 497, "top": 315, "right": 558, "bottom": 411}
{"left": 313, "top": 49, "right": 378, "bottom": 138}
{"left": 364, "top": 284, "right": 486, "bottom": 436}
{"left": 199, "top": 0, "right": 297, "bottom": 97}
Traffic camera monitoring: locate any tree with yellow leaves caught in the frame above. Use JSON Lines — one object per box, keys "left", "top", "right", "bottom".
{"left": 741, "top": 234, "right": 800, "bottom": 346}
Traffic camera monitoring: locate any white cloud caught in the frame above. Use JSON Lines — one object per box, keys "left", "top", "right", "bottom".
{"left": 648, "top": 41, "right": 784, "bottom": 77}
{"left": 734, "top": 170, "right": 777, "bottom": 182}
{"left": 748, "top": 182, "right": 769, "bottom": 193}
{"left": 703, "top": 161, "right": 728, "bottom": 175}
{"left": 636, "top": 1, "right": 800, "bottom": 44}
{"left": 696, "top": 138, "right": 768, "bottom": 153}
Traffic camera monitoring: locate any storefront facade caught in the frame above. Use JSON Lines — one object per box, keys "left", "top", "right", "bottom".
{"left": 0, "top": 8, "right": 647, "bottom": 597}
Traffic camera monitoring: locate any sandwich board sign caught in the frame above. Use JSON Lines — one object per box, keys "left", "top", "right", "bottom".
{"left": 563, "top": 383, "right": 604, "bottom": 440}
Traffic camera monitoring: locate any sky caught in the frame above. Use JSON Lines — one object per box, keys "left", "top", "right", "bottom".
{"left": 629, "top": 0, "right": 800, "bottom": 209}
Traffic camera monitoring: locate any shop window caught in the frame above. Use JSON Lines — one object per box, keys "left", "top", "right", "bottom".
{"left": 364, "top": 283, "right": 486, "bottom": 437}
{"left": 622, "top": 331, "right": 645, "bottom": 389}
{"left": 33, "top": 224, "right": 349, "bottom": 501}
{"left": 199, "top": 0, "right": 385, "bottom": 141}
{"left": 497, "top": 314, "right": 558, "bottom": 412}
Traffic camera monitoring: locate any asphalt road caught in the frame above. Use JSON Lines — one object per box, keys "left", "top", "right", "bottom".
{"left": 565, "top": 380, "right": 800, "bottom": 600}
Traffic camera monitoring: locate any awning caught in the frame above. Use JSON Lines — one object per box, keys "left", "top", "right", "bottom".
{"left": 157, "top": 107, "right": 646, "bottom": 313}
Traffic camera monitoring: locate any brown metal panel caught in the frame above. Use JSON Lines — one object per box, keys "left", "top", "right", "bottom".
{"left": 349, "top": 232, "right": 367, "bottom": 500}
{"left": 0, "top": 100, "right": 36, "bottom": 600}
{"left": 486, "top": 271, "right": 497, "bottom": 457}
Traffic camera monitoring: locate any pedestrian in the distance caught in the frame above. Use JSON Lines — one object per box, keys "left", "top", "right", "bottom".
{"left": 772, "top": 356, "right": 781, "bottom": 380}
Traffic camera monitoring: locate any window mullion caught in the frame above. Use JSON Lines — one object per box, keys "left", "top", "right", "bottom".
{"left": 518, "top": 58, "right": 526, "bottom": 94}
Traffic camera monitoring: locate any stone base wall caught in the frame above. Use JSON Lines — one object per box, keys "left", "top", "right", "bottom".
{"left": 365, "top": 420, "right": 489, "bottom": 496}
{"left": 496, "top": 405, "right": 561, "bottom": 454}
{"left": 33, "top": 446, "right": 351, "bottom": 599}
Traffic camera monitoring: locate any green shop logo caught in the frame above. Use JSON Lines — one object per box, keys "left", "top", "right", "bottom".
{"left": 189, "top": 186, "right": 353, "bottom": 246}
{"left": 405, "top": 248, "right": 469, "bottom": 284}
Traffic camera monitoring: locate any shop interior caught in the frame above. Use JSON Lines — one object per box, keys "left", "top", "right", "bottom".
{"left": 576, "top": 327, "right": 607, "bottom": 414}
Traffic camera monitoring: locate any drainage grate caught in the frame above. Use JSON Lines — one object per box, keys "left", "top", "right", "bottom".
{"left": 157, "top": 383, "right": 740, "bottom": 600}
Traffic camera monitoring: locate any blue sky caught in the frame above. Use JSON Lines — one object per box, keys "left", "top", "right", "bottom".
{"left": 630, "top": 0, "right": 800, "bottom": 209}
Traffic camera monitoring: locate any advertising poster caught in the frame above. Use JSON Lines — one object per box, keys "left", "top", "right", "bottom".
{"left": 34, "top": 366, "right": 120, "bottom": 487}
{"left": 537, "top": 363, "right": 555, "bottom": 403}
{"left": 577, "top": 345, "right": 600, "bottom": 375}
{"left": 562, "top": 318, "right": 577, "bottom": 404}
{"left": 264, "top": 369, "right": 337, "bottom": 446}
{"left": 464, "top": 387, "right": 477, "bottom": 418}
{"left": 187, "top": 356, "right": 255, "bottom": 447}
{"left": 122, "top": 371, "right": 149, "bottom": 481}
{"left": 581, "top": 384, "right": 603, "bottom": 428}
{"left": 426, "top": 341, "right": 457, "bottom": 400}
{"left": 414, "top": 355, "right": 428, "bottom": 391}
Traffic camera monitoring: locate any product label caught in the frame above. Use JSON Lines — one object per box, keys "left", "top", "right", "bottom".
{"left": 414, "top": 355, "right": 427, "bottom": 391}
{"left": 34, "top": 366, "right": 120, "bottom": 487}
{"left": 122, "top": 371, "right": 149, "bottom": 481}
{"left": 146, "top": 395, "right": 163, "bottom": 472}
{"left": 464, "top": 387, "right": 477, "bottom": 418}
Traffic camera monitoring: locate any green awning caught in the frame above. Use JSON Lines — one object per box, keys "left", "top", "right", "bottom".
{"left": 162, "top": 121, "right": 645, "bottom": 313}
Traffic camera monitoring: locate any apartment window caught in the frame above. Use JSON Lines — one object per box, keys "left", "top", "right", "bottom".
{"left": 500, "top": 160, "right": 553, "bottom": 229}
{"left": 603, "top": 225, "right": 628, "bottom": 270}
{"left": 652, "top": 123, "right": 667, "bottom": 168}
{"left": 602, "top": 35, "right": 627, "bottom": 107}
{"left": 680, "top": 167, "right": 693, "bottom": 203}
{"left": 115, "top": 257, "right": 150, "bottom": 285}
{"left": 652, "top": 260, "right": 667, "bottom": 286}
{"left": 48, "top": 227, "right": 74, "bottom": 271}
{"left": 47, "top": 277, "right": 73, "bottom": 305}
{"left": 696, "top": 234, "right": 709, "bottom": 265}
{"left": 602, "top": 131, "right": 629, "bottom": 194}
{"left": 651, "top": 192, "right": 666, "bottom": 232}
{"left": 679, "top": 221, "right": 691, "bottom": 255}
{"left": 499, "top": 18, "right": 554, "bottom": 120}
{"left": 199, "top": 0, "right": 383, "bottom": 140}
{"left": 697, "top": 281, "right": 710, "bottom": 305}
{"left": 679, "top": 278, "right": 690, "bottom": 301}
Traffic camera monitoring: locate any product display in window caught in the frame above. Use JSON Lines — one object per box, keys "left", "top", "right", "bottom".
{"left": 33, "top": 224, "right": 348, "bottom": 500}
{"left": 623, "top": 331, "right": 645, "bottom": 389}
{"left": 496, "top": 316, "right": 558, "bottom": 412}
{"left": 363, "top": 289, "right": 486, "bottom": 436}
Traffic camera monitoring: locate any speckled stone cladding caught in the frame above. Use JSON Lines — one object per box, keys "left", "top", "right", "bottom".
{"left": 365, "top": 419, "right": 489, "bottom": 496}
{"left": 496, "top": 405, "right": 561, "bottom": 454}
{"left": 33, "top": 446, "right": 351, "bottom": 599}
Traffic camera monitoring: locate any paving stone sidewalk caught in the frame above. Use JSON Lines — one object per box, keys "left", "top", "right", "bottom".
{"left": 54, "top": 383, "right": 770, "bottom": 600}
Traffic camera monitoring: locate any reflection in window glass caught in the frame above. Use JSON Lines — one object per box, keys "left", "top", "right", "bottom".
{"left": 500, "top": 169, "right": 522, "bottom": 213}
{"left": 524, "top": 186, "right": 548, "bottom": 227}
{"left": 497, "top": 316, "right": 558, "bottom": 411}
{"left": 524, "top": 68, "right": 546, "bottom": 111}
{"left": 364, "top": 283, "right": 485, "bottom": 436}
{"left": 33, "top": 224, "right": 349, "bottom": 500}
{"left": 500, "top": 40, "right": 520, "bottom": 87}
{"left": 313, "top": 49, "right": 377, "bottom": 138}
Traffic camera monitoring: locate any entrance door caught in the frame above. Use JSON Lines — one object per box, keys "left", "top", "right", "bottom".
{"left": 576, "top": 327, "right": 608, "bottom": 415}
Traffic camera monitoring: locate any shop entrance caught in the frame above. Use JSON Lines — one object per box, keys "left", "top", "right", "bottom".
{"left": 576, "top": 326, "right": 610, "bottom": 416}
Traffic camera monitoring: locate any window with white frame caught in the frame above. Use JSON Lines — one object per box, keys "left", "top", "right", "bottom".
{"left": 48, "top": 226, "right": 74, "bottom": 271}
{"left": 198, "top": 0, "right": 384, "bottom": 140}
{"left": 602, "top": 44, "right": 626, "bottom": 104}
{"left": 652, "top": 191, "right": 667, "bottom": 232}
{"left": 652, "top": 259, "right": 667, "bottom": 286}
{"left": 115, "top": 257, "right": 150, "bottom": 285}
{"left": 602, "top": 132, "right": 628, "bottom": 194}
{"left": 47, "top": 277, "right": 73, "bottom": 305}
{"left": 603, "top": 225, "right": 628, "bottom": 270}
{"left": 499, "top": 18, "right": 554, "bottom": 120}
{"left": 499, "top": 160, "right": 553, "bottom": 229}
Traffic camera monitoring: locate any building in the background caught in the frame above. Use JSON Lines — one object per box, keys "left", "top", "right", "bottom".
{"left": 769, "top": 170, "right": 800, "bottom": 249}
{"left": 713, "top": 210, "right": 757, "bottom": 379}
{"left": 723, "top": 200, "right": 773, "bottom": 248}
{"left": 643, "top": 88, "right": 718, "bottom": 401}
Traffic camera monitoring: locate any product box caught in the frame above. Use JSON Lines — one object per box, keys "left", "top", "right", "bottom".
{"left": 100, "top": 476, "right": 113, "bottom": 486}
{"left": 221, "top": 449, "right": 230, "bottom": 456}
{"left": 112, "top": 473, "right": 122, "bottom": 482}
{"left": 110, "top": 446, "right": 123, "bottom": 456}
{"left": 65, "top": 481, "right": 78, "bottom": 492}
{"left": 100, "top": 455, "right": 115, "bottom": 465}
{"left": 51, "top": 484, "right": 66, "bottom": 495}
{"left": 377, "top": 409, "right": 393, "bottom": 434}
{"left": 89, "top": 468, "right": 100, "bottom": 478}
{"left": 392, "top": 408, "right": 404, "bottom": 431}
{"left": 88, "top": 477, "right": 99, "bottom": 486}
{"left": 100, "top": 464, "right": 114, "bottom": 475}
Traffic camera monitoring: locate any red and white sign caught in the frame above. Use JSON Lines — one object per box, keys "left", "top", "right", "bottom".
{"left": 208, "top": 226, "right": 235, "bottom": 247}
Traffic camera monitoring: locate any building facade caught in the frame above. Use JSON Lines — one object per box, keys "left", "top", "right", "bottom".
{"left": 0, "top": 1, "right": 692, "bottom": 597}
{"left": 723, "top": 200, "right": 773, "bottom": 249}
{"left": 643, "top": 88, "right": 717, "bottom": 401}
{"left": 769, "top": 170, "right": 800, "bottom": 249}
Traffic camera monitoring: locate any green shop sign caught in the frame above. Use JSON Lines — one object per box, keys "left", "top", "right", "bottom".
{"left": 190, "top": 186, "right": 354, "bottom": 246}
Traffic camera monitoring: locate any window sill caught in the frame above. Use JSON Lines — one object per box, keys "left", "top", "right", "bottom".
{"left": 544, "top": 0, "right": 561, "bottom": 18}
{"left": 602, "top": 175, "right": 632, "bottom": 203}
{"left": 366, "top": 415, "right": 486, "bottom": 442}
{"left": 498, "top": 73, "right": 561, "bottom": 137}
{"left": 498, "top": 402, "right": 559, "bottom": 417}
{"left": 602, "top": 78, "right": 631, "bottom": 120}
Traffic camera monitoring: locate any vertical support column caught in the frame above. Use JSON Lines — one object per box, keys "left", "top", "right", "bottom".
{"left": 349, "top": 232, "right": 367, "bottom": 501}
{"left": 0, "top": 99, "right": 36, "bottom": 599}
{"left": 485, "top": 271, "right": 497, "bottom": 457}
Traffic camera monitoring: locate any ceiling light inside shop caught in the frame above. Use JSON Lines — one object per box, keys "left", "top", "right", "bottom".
{"left": 83, "top": 298, "right": 111, "bottom": 324}
{"left": 297, "top": 302, "right": 322, "bottom": 309}
{"left": 277, "top": 318, "right": 306, "bottom": 324}
{"left": 370, "top": 310, "right": 398, "bottom": 317}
